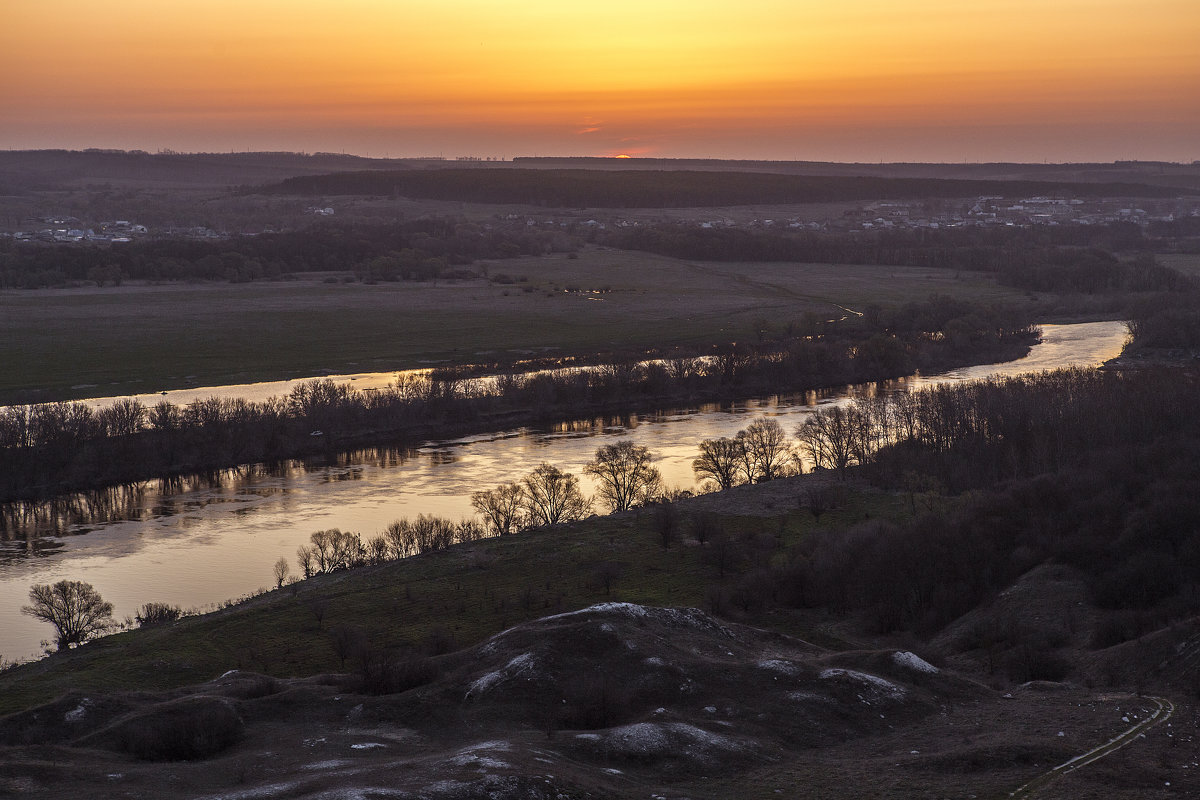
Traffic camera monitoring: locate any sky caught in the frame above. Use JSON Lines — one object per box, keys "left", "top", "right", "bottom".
{"left": 3, "top": 1, "right": 1199, "bottom": 163}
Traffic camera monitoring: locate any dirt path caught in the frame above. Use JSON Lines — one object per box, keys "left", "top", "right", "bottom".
{"left": 1007, "top": 695, "right": 1175, "bottom": 798}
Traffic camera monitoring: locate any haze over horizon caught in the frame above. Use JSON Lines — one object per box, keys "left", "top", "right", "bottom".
{"left": 4, "top": 1, "right": 1199, "bottom": 164}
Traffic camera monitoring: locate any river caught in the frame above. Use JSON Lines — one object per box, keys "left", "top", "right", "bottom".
{"left": 0, "top": 321, "right": 1128, "bottom": 661}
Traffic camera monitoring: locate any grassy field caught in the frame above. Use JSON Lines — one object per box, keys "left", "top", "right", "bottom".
{"left": 1, "top": 246, "right": 1025, "bottom": 404}
{"left": 0, "top": 479, "right": 906, "bottom": 716}
{"left": 1157, "top": 252, "right": 1200, "bottom": 277}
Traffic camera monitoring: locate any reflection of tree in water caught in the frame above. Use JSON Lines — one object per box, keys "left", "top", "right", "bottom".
{"left": 323, "top": 445, "right": 418, "bottom": 470}
{"left": 553, "top": 415, "right": 635, "bottom": 434}
{"left": 0, "top": 445, "right": 421, "bottom": 557}
{"left": 1, "top": 483, "right": 148, "bottom": 543}
{"left": 0, "top": 487, "right": 143, "bottom": 562}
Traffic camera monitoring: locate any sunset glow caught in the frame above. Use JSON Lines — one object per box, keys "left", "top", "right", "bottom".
{"left": 3, "top": 1, "right": 1199, "bottom": 161}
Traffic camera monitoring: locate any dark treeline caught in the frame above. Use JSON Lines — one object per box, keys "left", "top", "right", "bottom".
{"left": 605, "top": 222, "right": 1195, "bottom": 295}
{"left": 798, "top": 367, "right": 1197, "bottom": 492}
{"left": 766, "top": 367, "right": 1200, "bottom": 680}
{"left": 264, "top": 168, "right": 1191, "bottom": 207}
{"left": 1125, "top": 291, "right": 1200, "bottom": 351}
{"left": 0, "top": 219, "right": 574, "bottom": 288}
{"left": 0, "top": 297, "right": 1036, "bottom": 502}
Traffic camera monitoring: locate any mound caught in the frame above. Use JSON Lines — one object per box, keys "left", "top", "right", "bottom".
{"left": 82, "top": 695, "right": 244, "bottom": 761}
{"left": 0, "top": 604, "right": 983, "bottom": 797}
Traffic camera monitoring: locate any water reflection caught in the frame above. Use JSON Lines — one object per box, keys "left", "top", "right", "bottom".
{"left": 0, "top": 321, "right": 1129, "bottom": 660}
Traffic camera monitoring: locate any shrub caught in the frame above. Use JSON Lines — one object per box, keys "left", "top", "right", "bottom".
{"left": 135, "top": 602, "right": 183, "bottom": 627}
{"left": 113, "top": 696, "right": 242, "bottom": 761}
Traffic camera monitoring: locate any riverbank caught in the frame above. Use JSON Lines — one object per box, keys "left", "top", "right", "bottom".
{"left": 0, "top": 314, "right": 1037, "bottom": 504}
{"left": 0, "top": 321, "right": 1130, "bottom": 663}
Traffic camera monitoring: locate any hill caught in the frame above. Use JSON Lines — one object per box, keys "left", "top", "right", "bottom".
{"left": 2, "top": 600, "right": 1188, "bottom": 799}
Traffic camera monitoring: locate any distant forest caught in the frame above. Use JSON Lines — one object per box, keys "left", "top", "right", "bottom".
{"left": 0, "top": 219, "right": 571, "bottom": 288}
{"left": 602, "top": 222, "right": 1195, "bottom": 295}
{"left": 2, "top": 213, "right": 1195, "bottom": 298}
{"left": 262, "top": 168, "right": 1195, "bottom": 208}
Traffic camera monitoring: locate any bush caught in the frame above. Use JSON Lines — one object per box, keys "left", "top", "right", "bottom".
{"left": 358, "top": 650, "right": 441, "bottom": 695}
{"left": 113, "top": 696, "right": 242, "bottom": 760}
{"left": 135, "top": 602, "right": 183, "bottom": 627}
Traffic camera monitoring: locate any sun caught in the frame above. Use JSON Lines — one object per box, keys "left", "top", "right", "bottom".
{"left": 614, "top": 154, "right": 633, "bottom": 159}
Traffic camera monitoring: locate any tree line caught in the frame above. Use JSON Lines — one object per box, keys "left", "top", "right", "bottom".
{"left": 0, "top": 297, "right": 1037, "bottom": 502}
{"left": 604, "top": 222, "right": 1194, "bottom": 296}
{"left": 0, "top": 218, "right": 573, "bottom": 288}
{"left": 265, "top": 168, "right": 1187, "bottom": 208}
{"left": 791, "top": 366, "right": 1199, "bottom": 493}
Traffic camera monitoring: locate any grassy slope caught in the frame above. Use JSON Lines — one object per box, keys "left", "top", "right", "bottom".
{"left": 0, "top": 247, "right": 1023, "bottom": 403}
{"left": 0, "top": 482, "right": 905, "bottom": 716}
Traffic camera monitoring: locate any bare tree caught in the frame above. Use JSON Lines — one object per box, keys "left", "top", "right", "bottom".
{"left": 652, "top": 501, "right": 679, "bottom": 549}
{"left": 22, "top": 580, "right": 115, "bottom": 651}
{"left": 273, "top": 557, "right": 291, "bottom": 588}
{"left": 592, "top": 561, "right": 623, "bottom": 596}
{"left": 739, "top": 418, "right": 792, "bottom": 482}
{"left": 522, "top": 463, "right": 591, "bottom": 526}
{"left": 297, "top": 544, "right": 316, "bottom": 579}
{"left": 99, "top": 398, "right": 145, "bottom": 437}
{"left": 307, "top": 529, "right": 365, "bottom": 572}
{"left": 383, "top": 519, "right": 416, "bottom": 559}
{"left": 329, "top": 624, "right": 367, "bottom": 669}
{"left": 583, "top": 440, "right": 663, "bottom": 512}
{"left": 692, "top": 436, "right": 747, "bottom": 490}
{"left": 471, "top": 482, "right": 527, "bottom": 535}
{"left": 366, "top": 535, "right": 390, "bottom": 564}
{"left": 796, "top": 405, "right": 858, "bottom": 478}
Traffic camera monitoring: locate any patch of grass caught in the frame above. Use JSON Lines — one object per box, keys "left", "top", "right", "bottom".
{"left": 0, "top": 481, "right": 907, "bottom": 716}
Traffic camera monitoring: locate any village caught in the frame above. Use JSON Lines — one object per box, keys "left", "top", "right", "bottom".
{"left": 3, "top": 191, "right": 1197, "bottom": 249}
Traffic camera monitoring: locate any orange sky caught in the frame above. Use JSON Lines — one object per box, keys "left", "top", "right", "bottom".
{"left": 3, "top": 1, "right": 1198, "bottom": 161}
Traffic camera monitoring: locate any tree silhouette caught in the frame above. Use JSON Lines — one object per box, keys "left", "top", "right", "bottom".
{"left": 22, "top": 580, "right": 115, "bottom": 651}
{"left": 692, "top": 436, "right": 747, "bottom": 490}
{"left": 522, "top": 463, "right": 591, "bottom": 526}
{"left": 739, "top": 418, "right": 792, "bottom": 482}
{"left": 584, "top": 440, "right": 662, "bottom": 512}
{"left": 471, "top": 482, "right": 527, "bottom": 535}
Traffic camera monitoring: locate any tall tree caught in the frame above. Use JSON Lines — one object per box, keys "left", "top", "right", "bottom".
{"left": 692, "top": 436, "right": 747, "bottom": 490}
{"left": 584, "top": 440, "right": 663, "bottom": 512}
{"left": 471, "top": 482, "right": 527, "bottom": 535}
{"left": 522, "top": 463, "right": 591, "bottom": 526}
{"left": 739, "top": 418, "right": 792, "bottom": 482}
{"left": 796, "top": 406, "right": 858, "bottom": 478}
